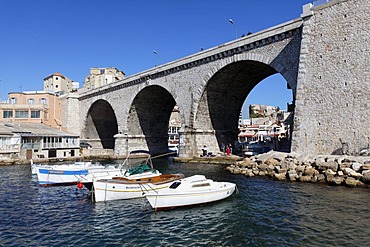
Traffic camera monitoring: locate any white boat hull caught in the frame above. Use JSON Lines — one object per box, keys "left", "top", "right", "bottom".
{"left": 35, "top": 163, "right": 107, "bottom": 186}
{"left": 93, "top": 173, "right": 183, "bottom": 202}
{"left": 145, "top": 176, "right": 236, "bottom": 210}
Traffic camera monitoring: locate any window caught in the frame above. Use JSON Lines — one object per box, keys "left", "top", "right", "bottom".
{"left": 3, "top": 110, "right": 13, "bottom": 118}
{"left": 10, "top": 97, "right": 17, "bottom": 104}
{"left": 15, "top": 110, "right": 29, "bottom": 118}
{"left": 31, "top": 110, "right": 40, "bottom": 118}
{"left": 39, "top": 98, "right": 47, "bottom": 105}
{"left": 28, "top": 98, "right": 35, "bottom": 105}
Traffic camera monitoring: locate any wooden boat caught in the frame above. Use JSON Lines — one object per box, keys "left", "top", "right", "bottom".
{"left": 144, "top": 175, "right": 236, "bottom": 210}
{"left": 92, "top": 150, "right": 184, "bottom": 202}
{"left": 76, "top": 150, "right": 176, "bottom": 191}
{"left": 93, "top": 173, "right": 184, "bottom": 202}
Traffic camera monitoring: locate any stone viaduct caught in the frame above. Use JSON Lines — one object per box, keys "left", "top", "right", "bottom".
{"left": 62, "top": 0, "right": 369, "bottom": 157}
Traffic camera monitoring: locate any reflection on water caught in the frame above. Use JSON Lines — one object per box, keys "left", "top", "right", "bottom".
{"left": 0, "top": 160, "right": 369, "bottom": 246}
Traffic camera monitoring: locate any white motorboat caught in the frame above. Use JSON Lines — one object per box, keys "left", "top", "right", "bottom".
{"left": 92, "top": 150, "right": 184, "bottom": 202}
{"left": 93, "top": 173, "right": 184, "bottom": 202}
{"left": 35, "top": 161, "right": 109, "bottom": 186}
{"left": 144, "top": 175, "right": 236, "bottom": 210}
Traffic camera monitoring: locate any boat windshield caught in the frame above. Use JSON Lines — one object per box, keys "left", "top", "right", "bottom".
{"left": 169, "top": 181, "right": 181, "bottom": 189}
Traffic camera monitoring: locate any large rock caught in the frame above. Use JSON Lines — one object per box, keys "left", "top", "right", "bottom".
{"left": 351, "top": 162, "right": 362, "bottom": 172}
{"left": 264, "top": 158, "right": 280, "bottom": 167}
{"left": 360, "top": 170, "right": 370, "bottom": 184}
{"left": 258, "top": 163, "right": 269, "bottom": 171}
{"left": 339, "top": 162, "right": 352, "bottom": 171}
{"left": 344, "top": 168, "right": 363, "bottom": 178}
{"left": 287, "top": 170, "right": 298, "bottom": 181}
{"left": 274, "top": 173, "right": 286, "bottom": 181}
{"left": 362, "top": 164, "right": 370, "bottom": 170}
{"left": 304, "top": 168, "right": 318, "bottom": 176}
{"left": 317, "top": 174, "right": 326, "bottom": 182}
{"left": 345, "top": 177, "right": 358, "bottom": 187}
{"left": 314, "top": 161, "right": 338, "bottom": 172}
{"left": 327, "top": 175, "right": 344, "bottom": 185}
{"left": 298, "top": 175, "right": 312, "bottom": 182}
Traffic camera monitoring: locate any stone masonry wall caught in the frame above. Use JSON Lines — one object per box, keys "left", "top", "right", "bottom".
{"left": 292, "top": 0, "right": 370, "bottom": 156}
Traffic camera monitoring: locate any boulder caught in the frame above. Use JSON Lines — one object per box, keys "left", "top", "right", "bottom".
{"left": 344, "top": 168, "right": 363, "bottom": 178}
{"left": 287, "top": 170, "right": 298, "bottom": 181}
{"left": 314, "top": 161, "right": 338, "bottom": 172}
{"left": 360, "top": 170, "right": 370, "bottom": 184}
{"left": 298, "top": 175, "right": 312, "bottom": 182}
{"left": 362, "top": 164, "right": 370, "bottom": 170}
{"left": 351, "top": 162, "right": 362, "bottom": 172}
{"left": 339, "top": 162, "right": 352, "bottom": 171}
{"left": 345, "top": 177, "right": 358, "bottom": 187}
{"left": 326, "top": 169, "right": 336, "bottom": 175}
{"left": 274, "top": 173, "right": 286, "bottom": 181}
{"left": 295, "top": 165, "right": 305, "bottom": 173}
{"left": 317, "top": 174, "right": 326, "bottom": 182}
{"left": 327, "top": 175, "right": 344, "bottom": 185}
{"left": 265, "top": 158, "right": 280, "bottom": 166}
{"left": 311, "top": 176, "right": 318, "bottom": 183}
{"left": 304, "top": 168, "right": 317, "bottom": 176}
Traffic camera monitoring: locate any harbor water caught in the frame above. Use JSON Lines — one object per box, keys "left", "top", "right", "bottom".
{"left": 0, "top": 158, "right": 369, "bottom": 246}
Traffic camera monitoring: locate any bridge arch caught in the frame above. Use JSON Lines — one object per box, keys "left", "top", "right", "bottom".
{"left": 192, "top": 54, "right": 295, "bottom": 153}
{"left": 82, "top": 99, "right": 118, "bottom": 149}
{"left": 126, "top": 85, "right": 177, "bottom": 155}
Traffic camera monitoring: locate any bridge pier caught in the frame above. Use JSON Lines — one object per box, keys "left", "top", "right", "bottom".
{"left": 178, "top": 127, "right": 239, "bottom": 157}
{"left": 114, "top": 133, "right": 169, "bottom": 157}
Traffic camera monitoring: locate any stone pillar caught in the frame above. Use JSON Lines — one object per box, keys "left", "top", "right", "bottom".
{"left": 114, "top": 133, "right": 155, "bottom": 157}
{"left": 178, "top": 126, "right": 236, "bottom": 157}
{"left": 114, "top": 133, "right": 128, "bottom": 157}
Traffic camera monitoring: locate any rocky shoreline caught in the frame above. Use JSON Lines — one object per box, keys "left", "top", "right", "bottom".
{"left": 226, "top": 151, "right": 370, "bottom": 188}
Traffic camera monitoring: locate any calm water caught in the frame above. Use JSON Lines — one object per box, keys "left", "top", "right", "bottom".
{"left": 0, "top": 158, "right": 369, "bottom": 246}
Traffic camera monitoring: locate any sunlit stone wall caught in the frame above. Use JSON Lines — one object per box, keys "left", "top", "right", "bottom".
{"left": 292, "top": 0, "right": 370, "bottom": 155}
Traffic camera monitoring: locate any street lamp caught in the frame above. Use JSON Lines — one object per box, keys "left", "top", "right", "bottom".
{"left": 153, "top": 50, "right": 159, "bottom": 66}
{"left": 229, "top": 18, "right": 238, "bottom": 39}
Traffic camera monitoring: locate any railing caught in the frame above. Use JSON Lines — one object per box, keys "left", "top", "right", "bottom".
{"left": 42, "top": 143, "right": 79, "bottom": 149}
{"left": 21, "top": 143, "right": 40, "bottom": 150}
{"left": 0, "top": 144, "right": 20, "bottom": 151}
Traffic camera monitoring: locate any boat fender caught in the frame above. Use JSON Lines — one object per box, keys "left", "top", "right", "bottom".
{"left": 77, "top": 182, "right": 83, "bottom": 189}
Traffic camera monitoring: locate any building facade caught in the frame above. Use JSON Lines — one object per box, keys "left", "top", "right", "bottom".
{"left": 0, "top": 91, "right": 62, "bottom": 129}
{"left": 44, "top": 72, "right": 78, "bottom": 94}
{"left": 0, "top": 122, "right": 80, "bottom": 160}
{"left": 83, "top": 67, "right": 125, "bottom": 90}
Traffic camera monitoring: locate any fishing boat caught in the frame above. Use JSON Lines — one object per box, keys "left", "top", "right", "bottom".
{"left": 77, "top": 150, "right": 162, "bottom": 191}
{"left": 93, "top": 173, "right": 184, "bottom": 202}
{"left": 35, "top": 161, "right": 109, "bottom": 186}
{"left": 92, "top": 150, "right": 184, "bottom": 202}
{"left": 144, "top": 175, "right": 236, "bottom": 210}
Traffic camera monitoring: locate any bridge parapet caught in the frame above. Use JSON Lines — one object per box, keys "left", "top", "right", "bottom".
{"left": 79, "top": 18, "right": 303, "bottom": 101}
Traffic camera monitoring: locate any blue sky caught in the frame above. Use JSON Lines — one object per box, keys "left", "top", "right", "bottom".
{"left": 0, "top": 0, "right": 311, "bottom": 117}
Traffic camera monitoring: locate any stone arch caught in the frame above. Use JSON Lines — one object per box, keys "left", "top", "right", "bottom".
{"left": 82, "top": 99, "right": 118, "bottom": 149}
{"left": 193, "top": 53, "right": 295, "bottom": 152}
{"left": 126, "top": 85, "right": 177, "bottom": 155}
{"left": 191, "top": 53, "right": 296, "bottom": 128}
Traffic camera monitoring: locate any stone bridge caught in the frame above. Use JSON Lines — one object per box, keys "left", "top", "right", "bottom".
{"left": 63, "top": 0, "right": 369, "bottom": 157}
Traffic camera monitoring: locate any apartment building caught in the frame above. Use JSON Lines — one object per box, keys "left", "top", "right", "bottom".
{"left": 0, "top": 122, "right": 79, "bottom": 160}
{"left": 0, "top": 91, "right": 62, "bottom": 129}
{"left": 44, "top": 72, "right": 78, "bottom": 94}
{"left": 83, "top": 67, "right": 125, "bottom": 90}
